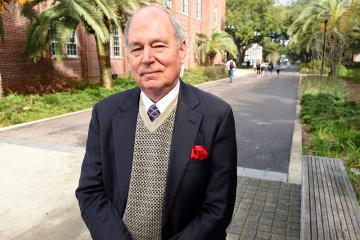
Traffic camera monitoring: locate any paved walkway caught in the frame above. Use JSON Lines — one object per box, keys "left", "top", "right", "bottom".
{"left": 227, "top": 177, "right": 301, "bottom": 240}
{"left": 0, "top": 68, "right": 302, "bottom": 240}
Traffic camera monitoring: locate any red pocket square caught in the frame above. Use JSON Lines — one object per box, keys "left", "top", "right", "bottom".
{"left": 190, "top": 145, "right": 208, "bottom": 160}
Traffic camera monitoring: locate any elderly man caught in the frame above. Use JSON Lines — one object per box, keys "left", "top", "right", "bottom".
{"left": 76, "top": 6, "right": 237, "bottom": 240}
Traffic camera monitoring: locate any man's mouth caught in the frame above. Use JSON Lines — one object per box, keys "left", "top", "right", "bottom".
{"left": 141, "top": 70, "right": 161, "bottom": 76}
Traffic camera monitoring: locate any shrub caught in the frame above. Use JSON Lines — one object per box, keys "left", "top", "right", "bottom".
{"left": 339, "top": 66, "right": 360, "bottom": 83}
{"left": 300, "top": 76, "right": 347, "bottom": 100}
{"left": 299, "top": 59, "right": 331, "bottom": 74}
{"left": 301, "top": 93, "right": 360, "bottom": 200}
{"left": 203, "top": 65, "right": 227, "bottom": 80}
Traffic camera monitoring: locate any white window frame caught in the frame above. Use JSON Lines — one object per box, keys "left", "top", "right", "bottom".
{"left": 181, "top": 0, "right": 189, "bottom": 15}
{"left": 111, "top": 26, "right": 121, "bottom": 58}
{"left": 196, "top": 0, "right": 201, "bottom": 20}
{"left": 66, "top": 30, "right": 78, "bottom": 58}
{"left": 50, "top": 26, "right": 57, "bottom": 56}
{"left": 163, "top": 0, "right": 172, "bottom": 8}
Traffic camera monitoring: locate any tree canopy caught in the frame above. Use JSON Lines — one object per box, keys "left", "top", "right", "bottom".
{"left": 288, "top": 0, "right": 360, "bottom": 76}
{"left": 196, "top": 30, "right": 238, "bottom": 65}
{"left": 226, "top": 0, "right": 290, "bottom": 63}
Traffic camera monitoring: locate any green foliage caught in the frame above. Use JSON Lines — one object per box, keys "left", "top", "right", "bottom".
{"left": 0, "top": 77, "right": 136, "bottom": 126}
{"left": 226, "top": 0, "right": 290, "bottom": 63}
{"left": 299, "top": 60, "right": 330, "bottom": 74}
{"left": 203, "top": 66, "right": 227, "bottom": 80}
{"left": 196, "top": 31, "right": 238, "bottom": 65}
{"left": 301, "top": 78, "right": 360, "bottom": 199}
{"left": 183, "top": 66, "right": 227, "bottom": 85}
{"left": 288, "top": 0, "right": 360, "bottom": 75}
{"left": 339, "top": 67, "right": 360, "bottom": 83}
{"left": 300, "top": 76, "right": 347, "bottom": 99}
{"left": 21, "top": 0, "right": 118, "bottom": 61}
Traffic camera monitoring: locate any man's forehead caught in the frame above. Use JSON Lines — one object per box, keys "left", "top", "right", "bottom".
{"left": 130, "top": 7, "right": 171, "bottom": 26}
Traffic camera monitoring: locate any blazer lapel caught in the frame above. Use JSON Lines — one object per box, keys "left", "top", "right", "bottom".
{"left": 163, "top": 81, "right": 203, "bottom": 223}
{"left": 112, "top": 88, "right": 140, "bottom": 210}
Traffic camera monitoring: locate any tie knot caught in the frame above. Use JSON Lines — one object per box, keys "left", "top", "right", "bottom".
{"left": 147, "top": 104, "right": 160, "bottom": 121}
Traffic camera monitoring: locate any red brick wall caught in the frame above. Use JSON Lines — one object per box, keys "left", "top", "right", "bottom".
{"left": 0, "top": 5, "right": 54, "bottom": 93}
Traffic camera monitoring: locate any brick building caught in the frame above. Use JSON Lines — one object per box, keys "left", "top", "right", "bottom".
{"left": 0, "top": 0, "right": 226, "bottom": 93}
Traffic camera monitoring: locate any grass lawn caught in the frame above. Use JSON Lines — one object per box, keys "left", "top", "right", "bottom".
{"left": 300, "top": 76, "right": 360, "bottom": 200}
{"left": 0, "top": 66, "right": 226, "bottom": 127}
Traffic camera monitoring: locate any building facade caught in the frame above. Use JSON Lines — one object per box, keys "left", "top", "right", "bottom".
{"left": 0, "top": 0, "right": 226, "bottom": 93}
{"left": 244, "top": 43, "right": 263, "bottom": 66}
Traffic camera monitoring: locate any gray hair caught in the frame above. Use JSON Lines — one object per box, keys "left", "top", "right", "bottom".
{"left": 124, "top": 6, "right": 185, "bottom": 49}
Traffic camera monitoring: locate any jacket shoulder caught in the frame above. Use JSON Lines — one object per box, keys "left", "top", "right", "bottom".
{"left": 95, "top": 87, "right": 139, "bottom": 110}
{"left": 91, "top": 87, "right": 140, "bottom": 120}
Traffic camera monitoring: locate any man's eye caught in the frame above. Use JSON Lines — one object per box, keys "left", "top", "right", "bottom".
{"left": 154, "top": 45, "right": 165, "bottom": 48}
{"left": 131, "top": 48, "right": 141, "bottom": 52}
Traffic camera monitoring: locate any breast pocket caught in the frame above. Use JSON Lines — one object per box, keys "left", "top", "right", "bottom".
{"left": 186, "top": 158, "right": 210, "bottom": 171}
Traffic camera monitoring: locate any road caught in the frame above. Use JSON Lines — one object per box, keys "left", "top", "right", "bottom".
{"left": 201, "top": 67, "right": 299, "bottom": 174}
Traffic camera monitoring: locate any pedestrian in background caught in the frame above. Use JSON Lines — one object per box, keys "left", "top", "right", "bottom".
{"left": 276, "top": 64, "right": 281, "bottom": 79}
{"left": 256, "top": 60, "right": 261, "bottom": 78}
{"left": 260, "top": 62, "right": 265, "bottom": 78}
{"left": 268, "top": 61, "right": 274, "bottom": 77}
{"left": 226, "top": 58, "right": 236, "bottom": 83}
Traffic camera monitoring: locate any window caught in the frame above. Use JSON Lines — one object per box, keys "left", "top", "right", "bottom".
{"left": 181, "top": 0, "right": 189, "bottom": 15}
{"left": 50, "top": 27, "right": 57, "bottom": 56}
{"left": 50, "top": 27, "right": 78, "bottom": 57}
{"left": 111, "top": 26, "right": 121, "bottom": 57}
{"left": 196, "top": 0, "right": 201, "bottom": 20}
{"left": 213, "top": 7, "right": 218, "bottom": 25}
{"left": 67, "top": 30, "right": 78, "bottom": 57}
{"left": 163, "top": 0, "right": 172, "bottom": 8}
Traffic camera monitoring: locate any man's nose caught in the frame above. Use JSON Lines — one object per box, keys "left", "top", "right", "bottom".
{"left": 142, "top": 46, "right": 155, "bottom": 64}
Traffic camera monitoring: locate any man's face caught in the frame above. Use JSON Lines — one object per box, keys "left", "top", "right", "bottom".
{"left": 127, "top": 8, "right": 186, "bottom": 98}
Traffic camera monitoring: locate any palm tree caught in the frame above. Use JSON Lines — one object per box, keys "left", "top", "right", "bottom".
{"left": 196, "top": 30, "right": 238, "bottom": 66}
{"left": 288, "top": 0, "right": 360, "bottom": 77}
{"left": 21, "top": 0, "right": 157, "bottom": 89}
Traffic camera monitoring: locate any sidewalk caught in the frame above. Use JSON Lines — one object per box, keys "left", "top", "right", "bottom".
{"left": 227, "top": 177, "right": 301, "bottom": 240}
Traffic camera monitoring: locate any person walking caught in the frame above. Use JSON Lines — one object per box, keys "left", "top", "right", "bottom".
{"left": 226, "top": 58, "right": 236, "bottom": 83}
{"left": 256, "top": 60, "right": 261, "bottom": 78}
{"left": 76, "top": 6, "right": 237, "bottom": 240}
{"left": 268, "top": 61, "right": 274, "bottom": 77}
{"left": 276, "top": 64, "right": 281, "bottom": 79}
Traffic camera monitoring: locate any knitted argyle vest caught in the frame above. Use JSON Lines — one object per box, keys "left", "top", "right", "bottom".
{"left": 122, "top": 97, "right": 178, "bottom": 240}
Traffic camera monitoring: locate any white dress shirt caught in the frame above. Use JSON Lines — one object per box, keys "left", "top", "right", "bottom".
{"left": 140, "top": 79, "right": 180, "bottom": 113}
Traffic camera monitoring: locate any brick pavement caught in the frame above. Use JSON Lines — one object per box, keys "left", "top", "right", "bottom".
{"left": 227, "top": 176, "right": 301, "bottom": 240}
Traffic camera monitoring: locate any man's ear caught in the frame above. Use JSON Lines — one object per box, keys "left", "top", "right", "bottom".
{"left": 179, "top": 40, "right": 187, "bottom": 64}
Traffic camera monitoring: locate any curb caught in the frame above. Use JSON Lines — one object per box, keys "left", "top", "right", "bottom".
{"left": 287, "top": 74, "right": 302, "bottom": 184}
{"left": 0, "top": 108, "right": 92, "bottom": 132}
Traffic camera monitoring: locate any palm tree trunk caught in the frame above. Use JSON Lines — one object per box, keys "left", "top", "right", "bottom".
{"left": 95, "top": 36, "right": 112, "bottom": 89}
{"left": 238, "top": 46, "right": 246, "bottom": 66}
{"left": 329, "top": 41, "right": 337, "bottom": 77}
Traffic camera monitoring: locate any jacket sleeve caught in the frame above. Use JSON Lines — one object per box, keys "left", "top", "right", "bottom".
{"left": 75, "top": 106, "right": 131, "bottom": 240}
{"left": 171, "top": 106, "right": 237, "bottom": 240}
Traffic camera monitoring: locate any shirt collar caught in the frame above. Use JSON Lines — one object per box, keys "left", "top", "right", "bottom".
{"left": 140, "top": 79, "right": 180, "bottom": 113}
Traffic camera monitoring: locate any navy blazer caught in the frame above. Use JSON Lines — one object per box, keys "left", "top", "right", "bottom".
{"left": 75, "top": 81, "right": 237, "bottom": 240}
